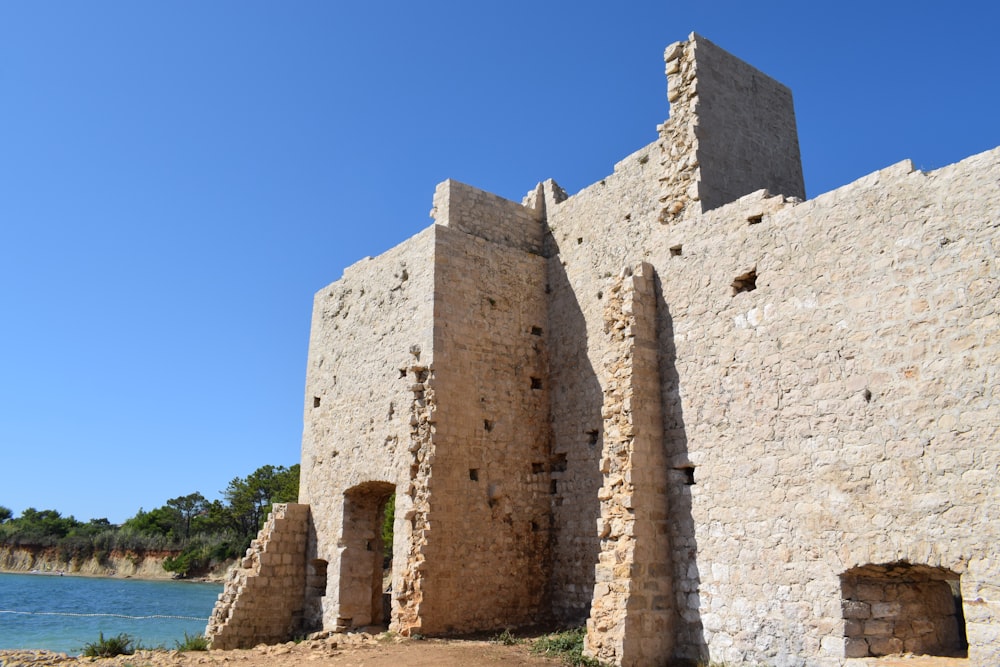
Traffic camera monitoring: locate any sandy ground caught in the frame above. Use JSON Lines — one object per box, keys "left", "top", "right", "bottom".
{"left": 0, "top": 634, "right": 565, "bottom": 667}
{"left": 0, "top": 634, "right": 972, "bottom": 667}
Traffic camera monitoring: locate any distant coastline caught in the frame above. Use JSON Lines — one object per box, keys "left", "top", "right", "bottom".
{"left": 0, "top": 545, "right": 230, "bottom": 582}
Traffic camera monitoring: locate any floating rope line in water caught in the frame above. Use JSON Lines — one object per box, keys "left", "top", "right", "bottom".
{"left": 0, "top": 609, "right": 208, "bottom": 621}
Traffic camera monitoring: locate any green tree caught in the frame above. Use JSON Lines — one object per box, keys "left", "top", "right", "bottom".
{"left": 0, "top": 506, "right": 12, "bottom": 523}
{"left": 122, "top": 506, "right": 181, "bottom": 540}
{"left": 223, "top": 464, "right": 300, "bottom": 538}
{"left": 166, "top": 492, "right": 207, "bottom": 539}
{"left": 17, "top": 508, "right": 79, "bottom": 539}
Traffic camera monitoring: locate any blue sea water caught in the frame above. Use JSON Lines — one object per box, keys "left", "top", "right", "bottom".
{"left": 0, "top": 572, "right": 222, "bottom": 655}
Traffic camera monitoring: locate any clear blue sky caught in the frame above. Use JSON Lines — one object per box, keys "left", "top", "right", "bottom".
{"left": 2, "top": 2, "right": 998, "bottom": 524}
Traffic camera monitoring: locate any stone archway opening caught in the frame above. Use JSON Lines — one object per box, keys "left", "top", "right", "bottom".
{"left": 841, "top": 562, "right": 967, "bottom": 659}
{"left": 339, "top": 481, "right": 396, "bottom": 631}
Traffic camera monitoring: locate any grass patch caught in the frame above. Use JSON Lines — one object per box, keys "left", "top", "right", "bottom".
{"left": 81, "top": 631, "right": 135, "bottom": 657}
{"left": 174, "top": 631, "right": 210, "bottom": 651}
{"left": 490, "top": 628, "right": 522, "bottom": 646}
{"left": 531, "top": 627, "right": 602, "bottom": 666}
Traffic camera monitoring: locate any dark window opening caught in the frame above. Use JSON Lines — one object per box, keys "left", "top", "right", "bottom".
{"left": 670, "top": 245, "right": 683, "bottom": 257}
{"left": 399, "top": 369, "right": 407, "bottom": 378}
{"left": 531, "top": 462, "right": 545, "bottom": 474}
{"left": 732, "top": 269, "right": 757, "bottom": 295}
{"left": 551, "top": 453, "right": 568, "bottom": 473}
{"left": 550, "top": 480, "right": 558, "bottom": 495}
{"left": 469, "top": 468, "right": 479, "bottom": 481}
{"left": 313, "top": 396, "right": 321, "bottom": 408}
{"left": 577, "top": 237, "right": 583, "bottom": 245}
{"left": 531, "top": 326, "right": 543, "bottom": 336}
{"left": 308, "top": 559, "right": 328, "bottom": 598}
{"left": 675, "top": 465, "right": 696, "bottom": 486}
{"left": 484, "top": 419, "right": 494, "bottom": 432}
{"left": 748, "top": 214, "right": 763, "bottom": 225}
{"left": 530, "top": 377, "right": 543, "bottom": 390}
{"left": 587, "top": 429, "right": 599, "bottom": 446}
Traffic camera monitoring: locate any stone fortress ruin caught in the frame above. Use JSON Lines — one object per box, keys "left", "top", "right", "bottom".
{"left": 206, "top": 33, "right": 1000, "bottom": 666}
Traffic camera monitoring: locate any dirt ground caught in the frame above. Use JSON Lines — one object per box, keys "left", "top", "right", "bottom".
{"left": 0, "top": 634, "right": 564, "bottom": 667}
{"left": 0, "top": 635, "right": 972, "bottom": 667}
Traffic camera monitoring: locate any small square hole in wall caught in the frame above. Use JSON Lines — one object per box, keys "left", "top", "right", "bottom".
{"left": 747, "top": 214, "right": 763, "bottom": 225}
{"left": 532, "top": 462, "right": 545, "bottom": 474}
{"left": 731, "top": 269, "right": 757, "bottom": 295}
{"left": 484, "top": 419, "right": 494, "bottom": 432}
{"left": 399, "top": 369, "right": 407, "bottom": 378}
{"left": 551, "top": 453, "right": 568, "bottom": 473}
{"left": 586, "top": 429, "right": 599, "bottom": 446}
{"left": 550, "top": 480, "right": 558, "bottom": 495}
{"left": 531, "top": 326, "right": 543, "bottom": 336}
{"left": 530, "top": 377, "right": 543, "bottom": 390}
{"left": 675, "top": 465, "right": 696, "bottom": 485}
{"left": 313, "top": 396, "right": 321, "bottom": 408}
{"left": 469, "top": 468, "right": 479, "bottom": 481}
{"left": 670, "top": 245, "right": 683, "bottom": 257}
{"left": 577, "top": 237, "right": 583, "bottom": 245}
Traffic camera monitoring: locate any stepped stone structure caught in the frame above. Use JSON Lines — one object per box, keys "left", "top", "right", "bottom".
{"left": 207, "top": 33, "right": 1000, "bottom": 666}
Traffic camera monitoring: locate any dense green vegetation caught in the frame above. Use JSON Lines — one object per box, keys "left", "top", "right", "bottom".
{"left": 0, "top": 464, "right": 299, "bottom": 577}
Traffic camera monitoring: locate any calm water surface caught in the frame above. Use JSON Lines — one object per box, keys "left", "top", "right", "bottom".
{"left": 0, "top": 572, "right": 221, "bottom": 655}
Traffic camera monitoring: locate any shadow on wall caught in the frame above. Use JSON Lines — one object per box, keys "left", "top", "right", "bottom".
{"left": 545, "top": 252, "right": 605, "bottom": 623}
{"left": 656, "top": 275, "right": 708, "bottom": 663}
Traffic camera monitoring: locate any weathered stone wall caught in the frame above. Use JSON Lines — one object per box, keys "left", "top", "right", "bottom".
{"left": 685, "top": 34, "right": 805, "bottom": 210}
{"left": 544, "top": 139, "right": 665, "bottom": 625}
{"left": 841, "top": 563, "right": 965, "bottom": 658}
{"left": 299, "top": 227, "right": 436, "bottom": 632}
{"left": 643, "top": 151, "right": 1000, "bottom": 666}
{"left": 206, "top": 503, "right": 309, "bottom": 649}
{"left": 298, "top": 178, "right": 553, "bottom": 637}
{"left": 539, "top": 33, "right": 999, "bottom": 665}
{"left": 584, "top": 263, "right": 673, "bottom": 666}
{"left": 280, "top": 29, "right": 1000, "bottom": 667}
{"left": 411, "top": 186, "right": 551, "bottom": 632}
{"left": 656, "top": 34, "right": 804, "bottom": 224}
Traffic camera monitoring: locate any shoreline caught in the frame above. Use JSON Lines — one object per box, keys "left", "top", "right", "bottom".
{"left": 0, "top": 565, "right": 226, "bottom": 584}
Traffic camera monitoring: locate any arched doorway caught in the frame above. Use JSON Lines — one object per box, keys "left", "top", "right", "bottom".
{"left": 338, "top": 481, "right": 396, "bottom": 630}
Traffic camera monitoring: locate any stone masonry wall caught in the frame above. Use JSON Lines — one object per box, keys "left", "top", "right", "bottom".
{"left": 584, "top": 263, "right": 673, "bottom": 666}
{"left": 541, "top": 33, "right": 999, "bottom": 663}
{"left": 686, "top": 34, "right": 805, "bottom": 210}
{"left": 299, "top": 227, "right": 436, "bottom": 632}
{"left": 656, "top": 34, "right": 804, "bottom": 225}
{"left": 286, "top": 30, "right": 1000, "bottom": 667}
{"left": 409, "top": 182, "right": 552, "bottom": 633}
{"left": 206, "top": 503, "right": 309, "bottom": 649}
{"left": 544, "top": 135, "right": 665, "bottom": 625}
{"left": 841, "top": 563, "right": 965, "bottom": 658}
{"left": 642, "top": 151, "right": 1000, "bottom": 666}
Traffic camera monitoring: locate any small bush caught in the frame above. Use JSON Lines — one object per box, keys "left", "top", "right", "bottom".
{"left": 81, "top": 631, "right": 135, "bottom": 657}
{"left": 531, "top": 627, "right": 602, "bottom": 666}
{"left": 175, "top": 631, "right": 210, "bottom": 651}
{"left": 490, "top": 628, "right": 521, "bottom": 645}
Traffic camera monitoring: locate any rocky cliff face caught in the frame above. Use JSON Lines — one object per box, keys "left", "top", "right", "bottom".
{"left": 0, "top": 545, "right": 212, "bottom": 580}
